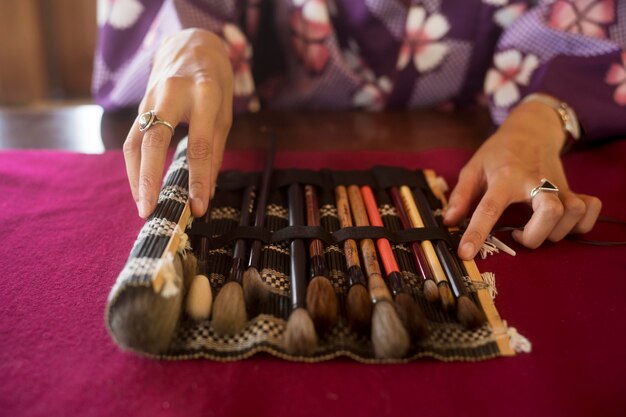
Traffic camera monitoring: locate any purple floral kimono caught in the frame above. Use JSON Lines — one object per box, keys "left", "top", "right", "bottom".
{"left": 93, "top": 0, "right": 626, "bottom": 140}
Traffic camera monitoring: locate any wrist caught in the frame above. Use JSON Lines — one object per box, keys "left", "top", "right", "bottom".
{"left": 499, "top": 99, "right": 567, "bottom": 153}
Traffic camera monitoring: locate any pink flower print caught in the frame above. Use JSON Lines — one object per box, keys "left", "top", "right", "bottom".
{"left": 548, "top": 0, "right": 615, "bottom": 39}
{"left": 290, "top": 0, "right": 332, "bottom": 74}
{"left": 484, "top": 49, "right": 539, "bottom": 107}
{"left": 223, "top": 24, "right": 255, "bottom": 97}
{"left": 396, "top": 6, "right": 450, "bottom": 73}
{"left": 606, "top": 53, "right": 626, "bottom": 106}
{"left": 99, "top": 0, "right": 145, "bottom": 30}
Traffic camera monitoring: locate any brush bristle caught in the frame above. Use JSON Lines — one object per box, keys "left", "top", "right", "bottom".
{"left": 394, "top": 293, "right": 429, "bottom": 341}
{"left": 283, "top": 307, "right": 318, "bottom": 356}
{"left": 423, "top": 279, "right": 439, "bottom": 304}
{"left": 346, "top": 284, "right": 372, "bottom": 335}
{"left": 243, "top": 267, "right": 269, "bottom": 312}
{"left": 457, "top": 295, "right": 486, "bottom": 329}
{"left": 371, "top": 300, "right": 410, "bottom": 359}
{"left": 211, "top": 281, "right": 248, "bottom": 335}
{"left": 108, "top": 255, "right": 185, "bottom": 354}
{"left": 438, "top": 282, "right": 455, "bottom": 311}
{"left": 306, "top": 276, "right": 338, "bottom": 333}
{"left": 181, "top": 252, "right": 198, "bottom": 288}
{"left": 185, "top": 274, "right": 212, "bottom": 320}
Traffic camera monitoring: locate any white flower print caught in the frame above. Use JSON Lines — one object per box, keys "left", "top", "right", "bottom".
{"left": 223, "top": 24, "right": 255, "bottom": 97}
{"left": 102, "top": 0, "right": 145, "bottom": 30}
{"left": 605, "top": 52, "right": 626, "bottom": 106}
{"left": 396, "top": 6, "right": 450, "bottom": 73}
{"left": 482, "top": 0, "right": 508, "bottom": 6}
{"left": 494, "top": 3, "right": 527, "bottom": 28}
{"left": 484, "top": 49, "right": 539, "bottom": 107}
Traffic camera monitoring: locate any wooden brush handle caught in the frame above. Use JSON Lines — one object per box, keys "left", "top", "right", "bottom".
{"left": 399, "top": 186, "right": 449, "bottom": 285}
{"left": 360, "top": 185, "right": 400, "bottom": 275}
{"left": 388, "top": 186, "right": 434, "bottom": 281}
{"left": 346, "top": 185, "right": 393, "bottom": 303}
{"left": 304, "top": 185, "right": 327, "bottom": 277}
{"left": 334, "top": 186, "right": 361, "bottom": 270}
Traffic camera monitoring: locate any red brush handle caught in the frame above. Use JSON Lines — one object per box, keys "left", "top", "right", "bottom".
{"left": 360, "top": 185, "right": 400, "bottom": 275}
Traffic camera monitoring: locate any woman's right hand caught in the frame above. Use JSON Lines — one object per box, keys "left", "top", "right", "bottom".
{"left": 124, "top": 28, "right": 234, "bottom": 219}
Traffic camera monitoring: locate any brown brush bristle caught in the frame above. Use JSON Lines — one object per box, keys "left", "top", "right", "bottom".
{"left": 181, "top": 252, "right": 198, "bottom": 288}
{"left": 185, "top": 274, "right": 212, "bottom": 320}
{"left": 423, "top": 279, "right": 439, "bottom": 304}
{"left": 394, "top": 293, "right": 429, "bottom": 341}
{"left": 242, "top": 267, "right": 268, "bottom": 312}
{"left": 346, "top": 284, "right": 372, "bottom": 335}
{"left": 306, "top": 276, "right": 338, "bottom": 333}
{"left": 283, "top": 307, "right": 318, "bottom": 355}
{"left": 211, "top": 281, "right": 248, "bottom": 335}
{"left": 438, "top": 282, "right": 455, "bottom": 311}
{"left": 371, "top": 300, "right": 410, "bottom": 359}
{"left": 108, "top": 255, "right": 185, "bottom": 354}
{"left": 457, "top": 295, "right": 487, "bottom": 329}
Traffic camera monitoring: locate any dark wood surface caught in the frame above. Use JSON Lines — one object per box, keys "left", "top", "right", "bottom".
{"left": 0, "top": 105, "right": 494, "bottom": 152}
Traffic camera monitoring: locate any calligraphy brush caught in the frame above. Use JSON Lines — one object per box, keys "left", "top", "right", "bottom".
{"left": 345, "top": 185, "right": 410, "bottom": 358}
{"left": 283, "top": 183, "right": 318, "bottom": 355}
{"left": 211, "top": 185, "right": 256, "bottom": 334}
{"left": 334, "top": 186, "right": 372, "bottom": 335}
{"left": 396, "top": 186, "right": 455, "bottom": 311}
{"left": 243, "top": 134, "right": 277, "bottom": 312}
{"left": 360, "top": 185, "right": 429, "bottom": 341}
{"left": 304, "top": 185, "right": 339, "bottom": 333}
{"left": 387, "top": 187, "right": 440, "bottom": 303}
{"left": 185, "top": 206, "right": 213, "bottom": 320}
{"left": 408, "top": 187, "right": 486, "bottom": 329}
{"left": 109, "top": 203, "right": 196, "bottom": 354}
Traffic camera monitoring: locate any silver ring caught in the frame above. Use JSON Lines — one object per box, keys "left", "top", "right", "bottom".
{"left": 138, "top": 110, "right": 175, "bottom": 135}
{"left": 530, "top": 178, "right": 559, "bottom": 199}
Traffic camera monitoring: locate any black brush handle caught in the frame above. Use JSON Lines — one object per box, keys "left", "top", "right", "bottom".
{"left": 247, "top": 134, "right": 277, "bottom": 269}
{"left": 413, "top": 188, "right": 468, "bottom": 297}
{"left": 288, "top": 183, "right": 307, "bottom": 310}
{"left": 228, "top": 185, "right": 256, "bottom": 283}
{"left": 434, "top": 240, "right": 467, "bottom": 298}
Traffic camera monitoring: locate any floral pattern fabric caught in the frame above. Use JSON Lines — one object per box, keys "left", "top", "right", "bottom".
{"left": 93, "top": 0, "right": 626, "bottom": 140}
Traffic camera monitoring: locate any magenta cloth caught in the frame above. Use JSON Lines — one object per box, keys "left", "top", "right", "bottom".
{"left": 1, "top": 143, "right": 625, "bottom": 417}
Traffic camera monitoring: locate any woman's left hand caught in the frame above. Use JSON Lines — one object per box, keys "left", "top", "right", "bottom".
{"left": 444, "top": 100, "right": 602, "bottom": 260}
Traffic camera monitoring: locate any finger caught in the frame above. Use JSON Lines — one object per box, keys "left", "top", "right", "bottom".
{"left": 512, "top": 192, "right": 564, "bottom": 249}
{"left": 458, "top": 182, "right": 511, "bottom": 260}
{"left": 547, "top": 191, "right": 586, "bottom": 242}
{"left": 572, "top": 194, "right": 602, "bottom": 234}
{"left": 122, "top": 117, "right": 144, "bottom": 204}
{"left": 444, "top": 162, "right": 484, "bottom": 225}
{"left": 187, "top": 80, "right": 223, "bottom": 217}
{"left": 138, "top": 105, "right": 179, "bottom": 218}
{"left": 210, "top": 86, "right": 233, "bottom": 199}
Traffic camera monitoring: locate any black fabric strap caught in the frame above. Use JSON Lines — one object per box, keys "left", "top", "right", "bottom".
{"left": 188, "top": 222, "right": 458, "bottom": 250}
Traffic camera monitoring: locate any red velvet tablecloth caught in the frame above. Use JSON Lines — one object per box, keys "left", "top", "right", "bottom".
{"left": 1, "top": 142, "right": 625, "bottom": 417}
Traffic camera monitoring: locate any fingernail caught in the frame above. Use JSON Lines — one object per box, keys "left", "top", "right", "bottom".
{"left": 460, "top": 242, "right": 475, "bottom": 260}
{"left": 444, "top": 206, "right": 456, "bottom": 221}
{"left": 210, "top": 183, "right": 217, "bottom": 199}
{"left": 138, "top": 199, "right": 152, "bottom": 218}
{"left": 191, "top": 197, "right": 205, "bottom": 216}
